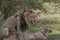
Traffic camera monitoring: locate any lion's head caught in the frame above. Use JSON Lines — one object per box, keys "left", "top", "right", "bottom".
{"left": 15, "top": 9, "right": 36, "bottom": 31}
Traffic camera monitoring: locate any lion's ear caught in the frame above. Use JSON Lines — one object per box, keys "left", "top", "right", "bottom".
{"left": 27, "top": 9, "right": 33, "bottom": 13}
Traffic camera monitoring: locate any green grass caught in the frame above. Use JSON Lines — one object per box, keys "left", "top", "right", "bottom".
{"left": 0, "top": 14, "right": 5, "bottom": 40}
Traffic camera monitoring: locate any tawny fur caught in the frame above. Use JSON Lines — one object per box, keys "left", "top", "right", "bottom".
{"left": 2, "top": 9, "right": 36, "bottom": 40}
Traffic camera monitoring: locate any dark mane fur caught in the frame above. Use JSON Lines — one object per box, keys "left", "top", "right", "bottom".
{"left": 20, "top": 10, "right": 27, "bottom": 31}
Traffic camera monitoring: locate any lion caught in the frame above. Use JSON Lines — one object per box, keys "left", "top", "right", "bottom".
{"left": 34, "top": 28, "right": 52, "bottom": 40}
{"left": 2, "top": 9, "right": 36, "bottom": 40}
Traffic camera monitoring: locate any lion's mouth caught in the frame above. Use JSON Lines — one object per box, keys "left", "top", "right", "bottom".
{"left": 31, "top": 19, "right": 36, "bottom": 25}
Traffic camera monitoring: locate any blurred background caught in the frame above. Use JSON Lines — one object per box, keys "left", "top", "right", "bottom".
{"left": 0, "top": 0, "right": 60, "bottom": 40}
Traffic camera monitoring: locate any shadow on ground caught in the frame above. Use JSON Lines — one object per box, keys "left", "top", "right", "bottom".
{"left": 48, "top": 34, "right": 60, "bottom": 40}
